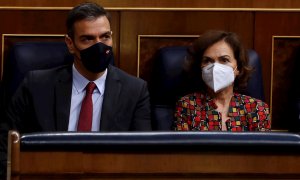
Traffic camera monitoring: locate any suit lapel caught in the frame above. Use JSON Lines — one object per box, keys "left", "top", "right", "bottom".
{"left": 55, "top": 66, "right": 72, "bottom": 131}
{"left": 100, "top": 65, "right": 121, "bottom": 131}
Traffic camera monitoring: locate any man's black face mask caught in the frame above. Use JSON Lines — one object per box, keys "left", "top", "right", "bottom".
{"left": 79, "top": 42, "right": 113, "bottom": 73}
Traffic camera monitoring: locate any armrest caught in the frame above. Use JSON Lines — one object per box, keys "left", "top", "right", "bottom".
{"left": 20, "top": 131, "right": 300, "bottom": 153}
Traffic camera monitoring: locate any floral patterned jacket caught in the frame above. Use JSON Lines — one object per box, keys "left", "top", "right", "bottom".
{"left": 174, "top": 92, "right": 271, "bottom": 131}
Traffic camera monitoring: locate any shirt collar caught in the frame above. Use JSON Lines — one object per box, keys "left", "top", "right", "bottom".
{"left": 72, "top": 64, "right": 107, "bottom": 95}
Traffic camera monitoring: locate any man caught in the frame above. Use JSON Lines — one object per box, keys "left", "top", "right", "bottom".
{"left": 0, "top": 2, "right": 151, "bottom": 178}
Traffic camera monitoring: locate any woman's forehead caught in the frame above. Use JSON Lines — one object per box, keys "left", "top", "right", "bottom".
{"left": 203, "top": 40, "right": 234, "bottom": 58}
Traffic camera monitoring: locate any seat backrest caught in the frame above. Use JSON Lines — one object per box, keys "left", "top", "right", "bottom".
{"left": 150, "top": 46, "right": 265, "bottom": 130}
{"left": 246, "top": 49, "right": 265, "bottom": 101}
{"left": 2, "top": 41, "right": 73, "bottom": 98}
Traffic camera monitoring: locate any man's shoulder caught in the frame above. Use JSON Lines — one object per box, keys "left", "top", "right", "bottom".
{"left": 31, "top": 65, "right": 71, "bottom": 75}
{"left": 108, "top": 65, "right": 146, "bottom": 84}
{"left": 26, "top": 65, "right": 72, "bottom": 82}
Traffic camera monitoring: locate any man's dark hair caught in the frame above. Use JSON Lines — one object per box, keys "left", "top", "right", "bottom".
{"left": 66, "top": 2, "right": 111, "bottom": 39}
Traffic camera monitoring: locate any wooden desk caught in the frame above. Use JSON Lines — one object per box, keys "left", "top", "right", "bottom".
{"left": 7, "top": 131, "right": 300, "bottom": 179}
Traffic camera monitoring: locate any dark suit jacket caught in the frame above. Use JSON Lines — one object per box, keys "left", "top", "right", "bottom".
{"left": 0, "top": 64, "right": 151, "bottom": 178}
{"left": 5, "top": 64, "right": 152, "bottom": 132}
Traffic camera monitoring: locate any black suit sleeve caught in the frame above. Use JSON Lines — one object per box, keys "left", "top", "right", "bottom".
{"left": 0, "top": 72, "right": 39, "bottom": 179}
{"left": 0, "top": 75, "right": 30, "bottom": 179}
{"left": 5, "top": 72, "right": 39, "bottom": 133}
{"left": 0, "top": 121, "right": 8, "bottom": 179}
{"left": 131, "top": 81, "right": 152, "bottom": 131}
{"left": 0, "top": 81, "right": 6, "bottom": 178}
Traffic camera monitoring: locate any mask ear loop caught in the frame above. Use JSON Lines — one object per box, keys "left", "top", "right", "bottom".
{"left": 70, "top": 39, "right": 83, "bottom": 61}
{"left": 233, "top": 66, "right": 238, "bottom": 72}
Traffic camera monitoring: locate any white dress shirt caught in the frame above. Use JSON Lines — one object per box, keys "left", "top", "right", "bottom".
{"left": 68, "top": 64, "right": 107, "bottom": 131}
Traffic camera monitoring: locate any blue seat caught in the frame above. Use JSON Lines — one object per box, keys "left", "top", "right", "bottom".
{"left": 2, "top": 42, "right": 74, "bottom": 101}
{"left": 150, "top": 46, "right": 265, "bottom": 130}
{"left": 247, "top": 49, "right": 265, "bottom": 101}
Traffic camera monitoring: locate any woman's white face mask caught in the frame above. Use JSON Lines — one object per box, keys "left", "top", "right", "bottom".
{"left": 202, "top": 62, "right": 237, "bottom": 93}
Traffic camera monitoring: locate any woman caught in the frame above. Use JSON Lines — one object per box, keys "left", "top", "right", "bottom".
{"left": 174, "top": 30, "right": 271, "bottom": 131}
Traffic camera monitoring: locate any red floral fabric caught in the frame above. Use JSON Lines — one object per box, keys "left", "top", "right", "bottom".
{"left": 175, "top": 92, "right": 271, "bottom": 131}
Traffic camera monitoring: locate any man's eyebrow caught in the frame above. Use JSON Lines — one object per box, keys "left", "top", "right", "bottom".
{"left": 78, "top": 31, "right": 112, "bottom": 39}
{"left": 79, "top": 35, "right": 94, "bottom": 39}
{"left": 100, "top": 31, "right": 112, "bottom": 36}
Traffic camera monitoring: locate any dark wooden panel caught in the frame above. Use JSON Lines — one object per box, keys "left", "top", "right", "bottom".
{"left": 0, "top": 10, "right": 66, "bottom": 79}
{"left": 272, "top": 37, "right": 300, "bottom": 131}
{"left": 0, "top": 10, "right": 120, "bottom": 76}
{"left": 0, "top": 10, "right": 68, "bottom": 34}
{"left": 8, "top": 131, "right": 300, "bottom": 179}
{"left": 120, "top": 11, "right": 254, "bottom": 77}
{"left": 2, "top": 0, "right": 300, "bottom": 9}
{"left": 254, "top": 12, "right": 300, "bottom": 130}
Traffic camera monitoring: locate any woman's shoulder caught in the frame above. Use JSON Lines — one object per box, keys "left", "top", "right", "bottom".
{"left": 234, "top": 93, "right": 269, "bottom": 108}
{"left": 179, "top": 92, "right": 206, "bottom": 100}
{"left": 176, "top": 92, "right": 207, "bottom": 107}
{"left": 176, "top": 92, "right": 206, "bottom": 109}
